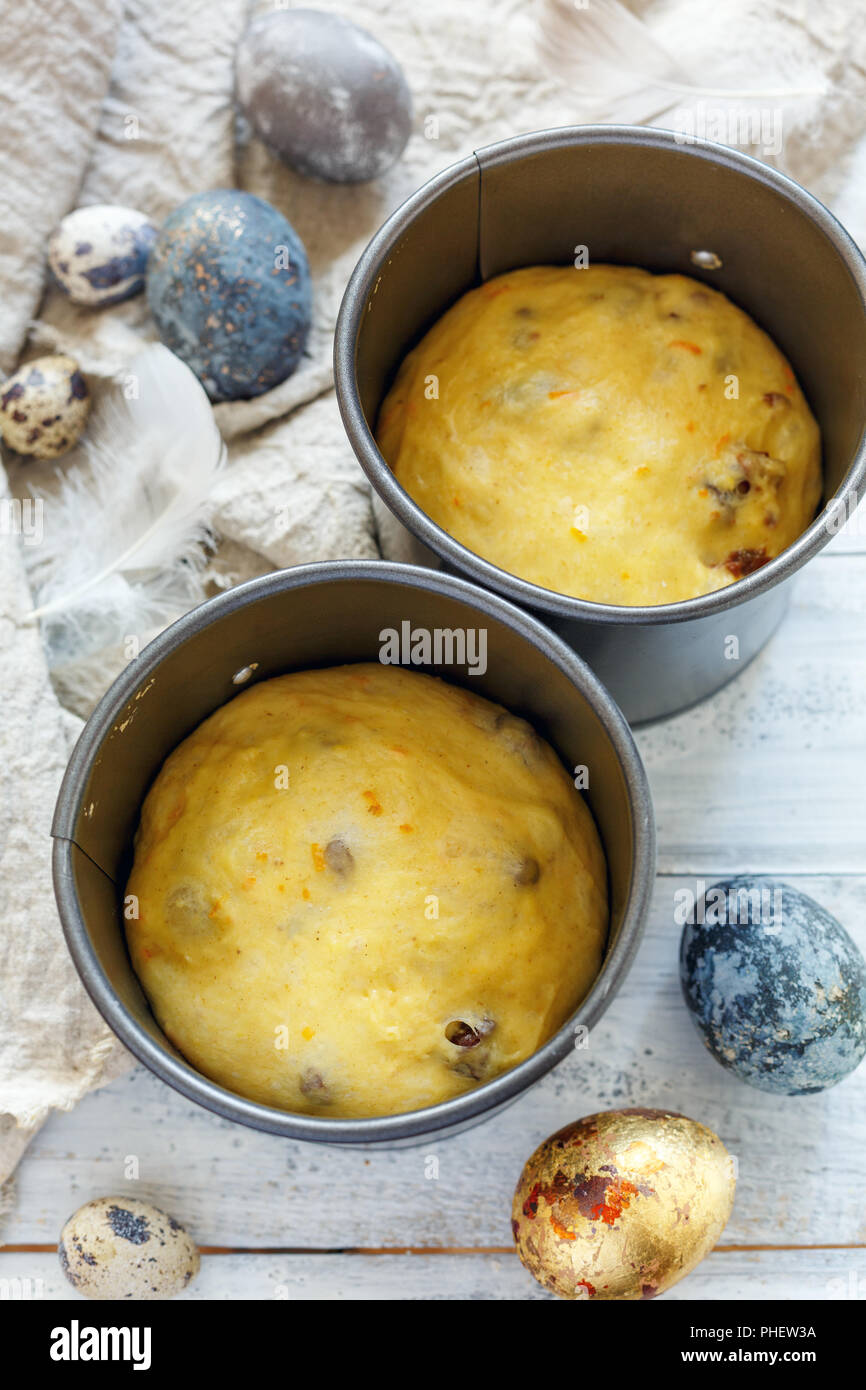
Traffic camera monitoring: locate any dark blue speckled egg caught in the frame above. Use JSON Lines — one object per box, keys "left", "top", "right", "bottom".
{"left": 680, "top": 877, "right": 866, "bottom": 1094}
{"left": 146, "top": 190, "right": 311, "bottom": 402}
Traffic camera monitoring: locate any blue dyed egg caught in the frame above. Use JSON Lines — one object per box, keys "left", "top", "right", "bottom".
{"left": 49, "top": 205, "right": 157, "bottom": 306}
{"left": 680, "top": 878, "right": 866, "bottom": 1094}
{"left": 236, "top": 10, "right": 412, "bottom": 184}
{"left": 146, "top": 190, "right": 311, "bottom": 401}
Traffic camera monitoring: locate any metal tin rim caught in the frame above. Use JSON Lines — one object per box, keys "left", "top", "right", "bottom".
{"left": 334, "top": 124, "right": 866, "bottom": 628}
{"left": 53, "top": 559, "right": 656, "bottom": 1144}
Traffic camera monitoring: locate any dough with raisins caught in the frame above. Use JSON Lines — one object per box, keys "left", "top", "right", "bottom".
{"left": 376, "top": 265, "right": 822, "bottom": 606}
{"left": 126, "top": 664, "right": 607, "bottom": 1118}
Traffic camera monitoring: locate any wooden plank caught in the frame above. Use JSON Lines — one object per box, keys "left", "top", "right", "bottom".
{"left": 638, "top": 555, "right": 866, "bottom": 873}
{"left": 0, "top": 1248, "right": 862, "bottom": 1301}
{"left": 5, "top": 875, "right": 864, "bottom": 1252}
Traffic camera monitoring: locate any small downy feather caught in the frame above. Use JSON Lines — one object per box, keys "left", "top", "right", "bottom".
{"left": 537, "top": 0, "right": 827, "bottom": 132}
{"left": 25, "top": 344, "right": 225, "bottom": 667}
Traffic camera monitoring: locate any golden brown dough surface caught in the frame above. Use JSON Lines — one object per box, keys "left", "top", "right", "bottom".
{"left": 126, "top": 664, "right": 608, "bottom": 1117}
{"left": 377, "top": 265, "right": 822, "bottom": 605}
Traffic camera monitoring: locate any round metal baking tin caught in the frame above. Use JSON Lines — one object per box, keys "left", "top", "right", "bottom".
{"left": 335, "top": 125, "right": 866, "bottom": 723}
{"left": 52, "top": 561, "right": 655, "bottom": 1146}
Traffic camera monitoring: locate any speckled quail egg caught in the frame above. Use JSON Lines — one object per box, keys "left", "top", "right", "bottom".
{"left": 0, "top": 354, "right": 90, "bottom": 458}
{"left": 49, "top": 204, "right": 157, "bottom": 306}
{"left": 680, "top": 877, "right": 866, "bottom": 1094}
{"left": 58, "top": 1196, "right": 200, "bottom": 1300}
{"left": 235, "top": 9, "right": 412, "bottom": 183}
{"left": 512, "top": 1108, "right": 736, "bottom": 1300}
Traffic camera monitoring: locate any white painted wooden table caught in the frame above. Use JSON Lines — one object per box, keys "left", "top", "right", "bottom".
{"left": 3, "top": 518, "right": 865, "bottom": 1301}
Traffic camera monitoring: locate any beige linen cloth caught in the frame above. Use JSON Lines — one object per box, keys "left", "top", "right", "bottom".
{"left": 1, "top": 0, "right": 865, "bottom": 1199}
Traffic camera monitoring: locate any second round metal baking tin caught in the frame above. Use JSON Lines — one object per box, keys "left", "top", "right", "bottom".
{"left": 335, "top": 125, "right": 866, "bottom": 723}
{"left": 52, "top": 562, "right": 655, "bottom": 1147}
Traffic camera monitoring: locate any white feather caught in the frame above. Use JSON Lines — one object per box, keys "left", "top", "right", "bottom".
{"left": 25, "top": 345, "right": 225, "bottom": 667}
{"left": 537, "top": 0, "right": 827, "bottom": 129}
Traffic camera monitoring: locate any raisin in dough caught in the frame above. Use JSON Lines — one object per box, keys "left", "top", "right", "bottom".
{"left": 126, "top": 664, "right": 607, "bottom": 1118}
{"left": 376, "top": 265, "right": 822, "bottom": 606}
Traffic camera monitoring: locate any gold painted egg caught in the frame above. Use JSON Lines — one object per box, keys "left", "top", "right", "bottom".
{"left": 512, "top": 1108, "right": 736, "bottom": 1300}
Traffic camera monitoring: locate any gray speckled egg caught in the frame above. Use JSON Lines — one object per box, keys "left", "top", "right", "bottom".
{"left": 680, "top": 877, "right": 866, "bottom": 1094}
{"left": 58, "top": 1197, "right": 200, "bottom": 1300}
{"left": 49, "top": 205, "right": 157, "bottom": 306}
{"left": 236, "top": 9, "right": 412, "bottom": 183}
{"left": 146, "top": 189, "right": 311, "bottom": 402}
{"left": 0, "top": 354, "right": 90, "bottom": 459}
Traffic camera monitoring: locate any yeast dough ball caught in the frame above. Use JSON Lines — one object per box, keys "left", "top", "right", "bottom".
{"left": 377, "top": 265, "right": 822, "bottom": 606}
{"left": 236, "top": 9, "right": 412, "bottom": 182}
{"left": 680, "top": 877, "right": 866, "bottom": 1094}
{"left": 146, "top": 190, "right": 311, "bottom": 401}
{"left": 126, "top": 664, "right": 608, "bottom": 1118}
